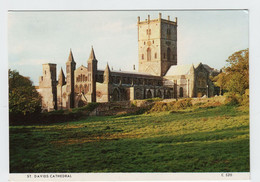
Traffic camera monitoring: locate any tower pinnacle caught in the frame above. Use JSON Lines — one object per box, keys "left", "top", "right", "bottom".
{"left": 67, "top": 49, "right": 75, "bottom": 63}
{"left": 58, "top": 67, "right": 65, "bottom": 86}
{"left": 88, "top": 46, "right": 96, "bottom": 62}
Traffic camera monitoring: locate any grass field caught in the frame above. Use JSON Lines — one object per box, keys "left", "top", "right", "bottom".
{"left": 9, "top": 104, "right": 249, "bottom": 173}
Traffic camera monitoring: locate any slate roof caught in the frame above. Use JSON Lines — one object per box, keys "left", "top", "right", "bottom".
{"left": 165, "top": 64, "right": 193, "bottom": 76}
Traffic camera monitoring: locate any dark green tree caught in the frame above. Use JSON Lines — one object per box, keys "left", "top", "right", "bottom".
{"left": 9, "top": 70, "right": 42, "bottom": 118}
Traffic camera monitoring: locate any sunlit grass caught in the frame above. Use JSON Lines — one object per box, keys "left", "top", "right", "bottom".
{"left": 10, "top": 105, "right": 249, "bottom": 172}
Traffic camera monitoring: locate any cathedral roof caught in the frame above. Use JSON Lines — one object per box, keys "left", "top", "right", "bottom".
{"left": 97, "top": 69, "right": 160, "bottom": 78}
{"left": 165, "top": 64, "right": 193, "bottom": 76}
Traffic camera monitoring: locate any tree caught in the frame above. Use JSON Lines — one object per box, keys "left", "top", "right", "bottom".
{"left": 224, "top": 49, "right": 249, "bottom": 94}
{"left": 9, "top": 70, "right": 42, "bottom": 117}
{"left": 213, "top": 49, "right": 249, "bottom": 95}
{"left": 212, "top": 72, "right": 227, "bottom": 95}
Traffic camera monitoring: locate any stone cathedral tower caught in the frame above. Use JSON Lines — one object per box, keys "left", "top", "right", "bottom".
{"left": 138, "top": 13, "right": 177, "bottom": 76}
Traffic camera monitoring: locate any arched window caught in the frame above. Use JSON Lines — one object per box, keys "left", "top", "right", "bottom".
{"left": 155, "top": 53, "right": 157, "bottom": 59}
{"left": 147, "top": 48, "right": 151, "bottom": 61}
{"left": 146, "top": 90, "right": 152, "bottom": 99}
{"left": 75, "top": 85, "right": 78, "bottom": 93}
{"left": 167, "top": 48, "right": 171, "bottom": 62}
{"left": 179, "top": 87, "right": 183, "bottom": 98}
{"left": 112, "top": 89, "right": 120, "bottom": 101}
{"left": 157, "top": 90, "right": 162, "bottom": 98}
{"left": 142, "top": 54, "right": 144, "bottom": 60}
{"left": 84, "top": 84, "right": 87, "bottom": 93}
{"left": 80, "top": 85, "right": 83, "bottom": 93}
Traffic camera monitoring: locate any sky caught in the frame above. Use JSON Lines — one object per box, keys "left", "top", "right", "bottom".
{"left": 8, "top": 10, "right": 248, "bottom": 85}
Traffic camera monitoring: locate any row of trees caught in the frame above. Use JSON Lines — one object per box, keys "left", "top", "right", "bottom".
{"left": 212, "top": 48, "right": 249, "bottom": 96}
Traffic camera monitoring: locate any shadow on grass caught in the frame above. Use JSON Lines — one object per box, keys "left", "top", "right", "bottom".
{"left": 10, "top": 123, "right": 249, "bottom": 173}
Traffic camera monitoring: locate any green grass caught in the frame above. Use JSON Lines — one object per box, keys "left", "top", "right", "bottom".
{"left": 9, "top": 105, "right": 249, "bottom": 173}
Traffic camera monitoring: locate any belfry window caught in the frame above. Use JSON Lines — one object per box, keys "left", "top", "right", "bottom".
{"left": 167, "top": 48, "right": 171, "bottom": 61}
{"left": 146, "top": 29, "right": 151, "bottom": 35}
{"left": 147, "top": 48, "right": 151, "bottom": 61}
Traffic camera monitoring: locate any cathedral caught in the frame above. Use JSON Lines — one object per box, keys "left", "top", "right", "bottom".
{"left": 37, "top": 13, "right": 218, "bottom": 111}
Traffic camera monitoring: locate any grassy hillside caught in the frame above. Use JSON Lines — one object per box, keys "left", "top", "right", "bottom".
{"left": 9, "top": 104, "right": 249, "bottom": 172}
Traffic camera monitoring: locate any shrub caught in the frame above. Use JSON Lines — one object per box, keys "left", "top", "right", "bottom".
{"left": 174, "top": 98, "right": 192, "bottom": 109}
{"left": 71, "top": 102, "right": 99, "bottom": 113}
{"left": 148, "top": 99, "right": 193, "bottom": 113}
{"left": 224, "top": 92, "right": 240, "bottom": 106}
{"left": 149, "top": 102, "right": 169, "bottom": 112}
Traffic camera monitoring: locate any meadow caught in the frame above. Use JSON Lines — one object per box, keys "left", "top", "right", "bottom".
{"left": 9, "top": 103, "right": 249, "bottom": 173}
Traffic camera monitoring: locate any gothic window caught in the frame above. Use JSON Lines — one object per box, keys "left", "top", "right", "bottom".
{"left": 146, "top": 90, "right": 152, "bottom": 99}
{"left": 153, "top": 40, "right": 154, "bottom": 44}
{"left": 45, "top": 70, "right": 46, "bottom": 75}
{"left": 80, "top": 85, "right": 83, "bottom": 93}
{"left": 179, "top": 87, "right": 184, "bottom": 98}
{"left": 167, "top": 48, "right": 171, "bottom": 61}
{"left": 142, "top": 54, "right": 144, "bottom": 60}
{"left": 157, "top": 90, "right": 162, "bottom": 98}
{"left": 144, "top": 42, "right": 146, "bottom": 45}
{"left": 167, "top": 29, "right": 171, "bottom": 35}
{"left": 112, "top": 89, "right": 120, "bottom": 101}
{"left": 146, "top": 29, "right": 151, "bottom": 35}
{"left": 147, "top": 47, "right": 151, "bottom": 61}
{"left": 167, "top": 28, "right": 171, "bottom": 39}
{"left": 84, "top": 84, "right": 87, "bottom": 93}
{"left": 155, "top": 53, "right": 157, "bottom": 59}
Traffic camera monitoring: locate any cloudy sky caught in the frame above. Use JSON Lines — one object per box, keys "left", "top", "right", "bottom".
{"left": 8, "top": 10, "right": 248, "bottom": 85}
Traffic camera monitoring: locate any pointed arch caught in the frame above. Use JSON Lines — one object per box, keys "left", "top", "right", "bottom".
{"left": 112, "top": 89, "right": 120, "bottom": 101}
{"left": 147, "top": 47, "right": 151, "bottom": 61}
{"left": 146, "top": 90, "right": 152, "bottom": 99}
{"left": 157, "top": 90, "right": 162, "bottom": 98}
{"left": 179, "top": 87, "right": 184, "bottom": 98}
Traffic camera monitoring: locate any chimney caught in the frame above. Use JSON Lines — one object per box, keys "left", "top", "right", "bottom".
{"left": 159, "top": 13, "right": 162, "bottom": 19}
{"left": 137, "top": 16, "right": 140, "bottom": 23}
{"left": 133, "top": 65, "right": 136, "bottom": 71}
{"left": 168, "top": 16, "right": 170, "bottom": 21}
